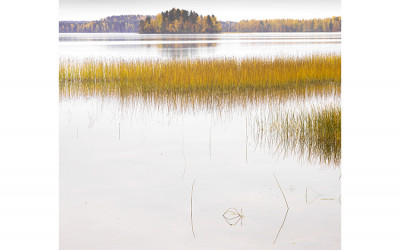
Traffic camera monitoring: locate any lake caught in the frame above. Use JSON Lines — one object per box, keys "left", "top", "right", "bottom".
{"left": 59, "top": 32, "right": 340, "bottom": 60}
{"left": 60, "top": 32, "right": 341, "bottom": 250}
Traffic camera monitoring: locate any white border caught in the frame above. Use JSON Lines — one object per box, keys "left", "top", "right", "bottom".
{"left": 1, "top": 0, "right": 400, "bottom": 249}
{"left": 343, "top": 0, "right": 400, "bottom": 249}
{"left": 0, "top": 0, "right": 59, "bottom": 249}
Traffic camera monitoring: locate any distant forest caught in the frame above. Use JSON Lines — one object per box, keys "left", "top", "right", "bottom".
{"left": 222, "top": 17, "right": 341, "bottom": 32}
{"left": 59, "top": 9, "right": 341, "bottom": 33}
{"left": 59, "top": 15, "right": 146, "bottom": 33}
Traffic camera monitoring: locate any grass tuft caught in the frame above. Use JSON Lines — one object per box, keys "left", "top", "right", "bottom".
{"left": 253, "top": 105, "right": 341, "bottom": 166}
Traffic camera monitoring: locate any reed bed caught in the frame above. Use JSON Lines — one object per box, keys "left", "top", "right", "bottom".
{"left": 60, "top": 55, "right": 341, "bottom": 166}
{"left": 253, "top": 104, "right": 341, "bottom": 167}
{"left": 59, "top": 55, "right": 341, "bottom": 101}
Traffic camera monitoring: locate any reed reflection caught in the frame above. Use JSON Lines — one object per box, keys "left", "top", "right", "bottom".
{"left": 222, "top": 208, "right": 244, "bottom": 226}
{"left": 60, "top": 89, "right": 340, "bottom": 168}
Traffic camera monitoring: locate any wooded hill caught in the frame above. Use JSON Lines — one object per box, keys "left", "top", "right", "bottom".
{"left": 139, "top": 9, "right": 221, "bottom": 33}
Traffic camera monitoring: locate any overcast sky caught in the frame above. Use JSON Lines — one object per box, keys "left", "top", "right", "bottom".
{"left": 60, "top": 0, "right": 340, "bottom": 21}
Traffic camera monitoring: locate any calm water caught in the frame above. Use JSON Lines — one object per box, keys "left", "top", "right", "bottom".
{"left": 60, "top": 33, "right": 341, "bottom": 250}
{"left": 59, "top": 32, "right": 340, "bottom": 60}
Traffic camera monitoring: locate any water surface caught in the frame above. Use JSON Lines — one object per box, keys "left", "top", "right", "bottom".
{"left": 59, "top": 32, "right": 341, "bottom": 250}
{"left": 59, "top": 32, "right": 341, "bottom": 61}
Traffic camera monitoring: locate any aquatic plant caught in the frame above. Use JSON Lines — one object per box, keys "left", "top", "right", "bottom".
{"left": 60, "top": 55, "right": 341, "bottom": 166}
{"left": 59, "top": 55, "right": 341, "bottom": 101}
{"left": 253, "top": 104, "right": 341, "bottom": 166}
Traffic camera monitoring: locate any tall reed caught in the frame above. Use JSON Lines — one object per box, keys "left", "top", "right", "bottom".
{"left": 60, "top": 55, "right": 341, "bottom": 100}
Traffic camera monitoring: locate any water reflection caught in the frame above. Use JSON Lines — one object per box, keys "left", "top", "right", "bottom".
{"left": 222, "top": 208, "right": 245, "bottom": 226}
{"left": 60, "top": 84, "right": 340, "bottom": 115}
{"left": 305, "top": 187, "right": 323, "bottom": 204}
{"left": 59, "top": 33, "right": 340, "bottom": 61}
{"left": 190, "top": 180, "right": 196, "bottom": 238}
{"left": 60, "top": 95, "right": 341, "bottom": 249}
{"left": 272, "top": 174, "right": 290, "bottom": 244}
{"left": 157, "top": 43, "right": 217, "bottom": 59}
{"left": 59, "top": 33, "right": 341, "bottom": 42}
{"left": 60, "top": 87, "right": 340, "bottom": 168}
{"left": 60, "top": 61, "right": 341, "bottom": 166}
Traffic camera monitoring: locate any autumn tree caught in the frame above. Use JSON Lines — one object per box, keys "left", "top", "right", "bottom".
{"left": 139, "top": 8, "right": 222, "bottom": 34}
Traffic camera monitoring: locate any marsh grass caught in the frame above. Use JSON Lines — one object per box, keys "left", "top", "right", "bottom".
{"left": 253, "top": 105, "right": 341, "bottom": 166}
{"left": 60, "top": 55, "right": 341, "bottom": 166}
{"left": 59, "top": 55, "right": 341, "bottom": 103}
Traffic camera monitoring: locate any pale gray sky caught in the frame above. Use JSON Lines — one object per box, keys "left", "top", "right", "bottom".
{"left": 60, "top": 0, "right": 340, "bottom": 21}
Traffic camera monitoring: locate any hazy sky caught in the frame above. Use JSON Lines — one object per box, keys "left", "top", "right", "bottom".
{"left": 60, "top": 0, "right": 340, "bottom": 21}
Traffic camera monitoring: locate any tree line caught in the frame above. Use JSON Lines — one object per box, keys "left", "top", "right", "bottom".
{"left": 139, "top": 9, "right": 221, "bottom": 33}
{"left": 221, "top": 17, "right": 341, "bottom": 32}
{"left": 59, "top": 15, "right": 146, "bottom": 33}
{"left": 59, "top": 10, "right": 341, "bottom": 33}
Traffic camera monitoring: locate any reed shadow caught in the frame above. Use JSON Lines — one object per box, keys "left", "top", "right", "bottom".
{"left": 273, "top": 173, "right": 290, "bottom": 245}
{"left": 190, "top": 179, "right": 196, "bottom": 238}
{"left": 222, "top": 207, "right": 244, "bottom": 226}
